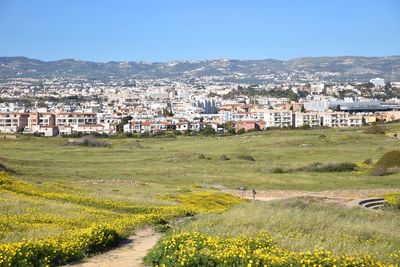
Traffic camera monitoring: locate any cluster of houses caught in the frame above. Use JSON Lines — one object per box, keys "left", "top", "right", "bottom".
{"left": 123, "top": 104, "right": 372, "bottom": 134}
{"left": 1, "top": 103, "right": 400, "bottom": 136}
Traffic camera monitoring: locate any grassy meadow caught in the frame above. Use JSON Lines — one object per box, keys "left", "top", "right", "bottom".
{"left": 174, "top": 199, "right": 400, "bottom": 263}
{"left": 1, "top": 125, "right": 400, "bottom": 266}
{"left": 1, "top": 125, "right": 400, "bottom": 194}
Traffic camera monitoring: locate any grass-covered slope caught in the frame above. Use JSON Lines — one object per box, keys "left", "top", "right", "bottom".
{"left": 147, "top": 198, "right": 400, "bottom": 266}
{"left": 1, "top": 125, "right": 400, "bottom": 191}
{"left": 0, "top": 172, "right": 240, "bottom": 266}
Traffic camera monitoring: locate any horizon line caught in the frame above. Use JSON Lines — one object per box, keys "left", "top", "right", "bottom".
{"left": 1, "top": 54, "right": 399, "bottom": 64}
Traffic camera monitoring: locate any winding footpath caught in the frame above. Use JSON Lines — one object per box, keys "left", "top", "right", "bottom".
{"left": 68, "top": 228, "right": 161, "bottom": 267}
{"left": 67, "top": 188, "right": 399, "bottom": 266}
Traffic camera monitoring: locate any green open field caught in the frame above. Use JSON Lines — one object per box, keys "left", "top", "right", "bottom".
{"left": 1, "top": 125, "right": 400, "bottom": 266}
{"left": 1, "top": 125, "right": 400, "bottom": 192}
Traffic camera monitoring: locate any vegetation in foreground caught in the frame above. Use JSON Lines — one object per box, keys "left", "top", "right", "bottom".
{"left": 147, "top": 198, "right": 400, "bottom": 266}
{"left": 1, "top": 125, "right": 400, "bottom": 266}
{"left": 0, "top": 171, "right": 240, "bottom": 266}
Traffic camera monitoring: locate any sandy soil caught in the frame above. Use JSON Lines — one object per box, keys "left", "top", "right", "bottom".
{"left": 68, "top": 227, "right": 160, "bottom": 267}
{"left": 224, "top": 188, "right": 400, "bottom": 201}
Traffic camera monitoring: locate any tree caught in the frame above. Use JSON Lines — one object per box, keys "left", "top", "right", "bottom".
{"left": 201, "top": 125, "right": 216, "bottom": 136}
{"left": 287, "top": 91, "right": 299, "bottom": 102}
{"left": 301, "top": 105, "right": 306, "bottom": 112}
{"left": 162, "top": 108, "right": 173, "bottom": 117}
{"left": 116, "top": 116, "right": 132, "bottom": 133}
{"left": 335, "top": 104, "right": 341, "bottom": 111}
{"left": 361, "top": 116, "right": 368, "bottom": 126}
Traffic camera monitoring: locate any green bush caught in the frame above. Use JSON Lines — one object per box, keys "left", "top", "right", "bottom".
{"left": 364, "top": 125, "right": 384, "bottom": 134}
{"left": 201, "top": 125, "right": 216, "bottom": 136}
{"left": 237, "top": 155, "right": 255, "bottom": 162}
{"left": 298, "top": 162, "right": 357, "bottom": 172}
{"left": 270, "top": 167, "right": 289, "bottom": 174}
{"left": 376, "top": 150, "right": 400, "bottom": 168}
{"left": 370, "top": 166, "right": 388, "bottom": 176}
{"left": 236, "top": 128, "right": 246, "bottom": 135}
{"left": 363, "top": 158, "right": 373, "bottom": 165}
{"left": 198, "top": 154, "right": 206, "bottom": 160}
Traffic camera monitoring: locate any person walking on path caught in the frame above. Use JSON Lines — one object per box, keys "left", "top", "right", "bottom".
{"left": 252, "top": 189, "right": 257, "bottom": 200}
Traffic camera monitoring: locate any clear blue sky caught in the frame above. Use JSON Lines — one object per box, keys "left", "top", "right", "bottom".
{"left": 0, "top": 0, "right": 399, "bottom": 62}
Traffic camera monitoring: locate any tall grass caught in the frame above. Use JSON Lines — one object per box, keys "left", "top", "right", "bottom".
{"left": 178, "top": 198, "right": 400, "bottom": 263}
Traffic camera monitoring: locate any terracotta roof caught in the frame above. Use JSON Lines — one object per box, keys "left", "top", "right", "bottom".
{"left": 141, "top": 121, "right": 152, "bottom": 126}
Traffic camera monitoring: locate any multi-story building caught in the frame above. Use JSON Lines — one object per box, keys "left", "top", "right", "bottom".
{"left": 263, "top": 110, "right": 292, "bottom": 128}
{"left": 55, "top": 112, "right": 97, "bottom": 126}
{"left": 294, "top": 112, "right": 320, "bottom": 128}
{"left": 0, "top": 113, "right": 29, "bottom": 133}
{"left": 322, "top": 112, "right": 349, "bottom": 127}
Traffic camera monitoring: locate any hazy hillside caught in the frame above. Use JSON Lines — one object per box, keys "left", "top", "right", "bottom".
{"left": 0, "top": 56, "right": 399, "bottom": 82}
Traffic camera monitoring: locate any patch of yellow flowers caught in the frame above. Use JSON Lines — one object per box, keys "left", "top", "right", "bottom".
{"left": 147, "top": 232, "right": 399, "bottom": 267}
{"left": 384, "top": 193, "right": 400, "bottom": 208}
{"left": 0, "top": 172, "right": 241, "bottom": 266}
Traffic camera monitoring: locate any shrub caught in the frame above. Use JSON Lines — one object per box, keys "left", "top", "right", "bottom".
{"left": 298, "top": 162, "right": 357, "bottom": 172}
{"left": 198, "top": 154, "right": 206, "bottom": 160}
{"left": 318, "top": 134, "right": 326, "bottom": 139}
{"left": 219, "top": 155, "right": 230, "bottom": 161}
{"left": 226, "top": 128, "right": 236, "bottom": 135}
{"left": 65, "top": 136, "right": 111, "bottom": 147}
{"left": 384, "top": 193, "right": 400, "bottom": 209}
{"left": 376, "top": 150, "right": 400, "bottom": 168}
{"left": 172, "top": 130, "right": 182, "bottom": 136}
{"left": 151, "top": 131, "right": 165, "bottom": 137}
{"left": 91, "top": 132, "right": 109, "bottom": 138}
{"left": 0, "top": 163, "right": 14, "bottom": 173}
{"left": 201, "top": 125, "right": 216, "bottom": 136}
{"left": 363, "top": 158, "right": 373, "bottom": 165}
{"left": 237, "top": 155, "right": 255, "bottom": 162}
{"left": 270, "top": 167, "right": 288, "bottom": 174}
{"left": 236, "top": 128, "right": 246, "bottom": 135}
{"left": 140, "top": 132, "right": 150, "bottom": 138}
{"left": 364, "top": 125, "right": 384, "bottom": 134}
{"left": 370, "top": 166, "right": 388, "bottom": 176}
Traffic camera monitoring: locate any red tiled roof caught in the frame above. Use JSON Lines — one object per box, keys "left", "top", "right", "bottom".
{"left": 141, "top": 121, "right": 152, "bottom": 126}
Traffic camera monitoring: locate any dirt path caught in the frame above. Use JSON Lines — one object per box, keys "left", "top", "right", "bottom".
{"left": 225, "top": 188, "right": 400, "bottom": 202}
{"left": 69, "top": 227, "right": 160, "bottom": 267}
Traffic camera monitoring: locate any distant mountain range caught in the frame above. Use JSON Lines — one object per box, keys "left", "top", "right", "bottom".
{"left": 0, "top": 56, "right": 399, "bottom": 82}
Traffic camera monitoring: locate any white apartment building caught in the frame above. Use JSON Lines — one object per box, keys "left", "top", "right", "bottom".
{"left": 263, "top": 110, "right": 292, "bottom": 128}
{"left": 294, "top": 112, "right": 320, "bottom": 128}
{"left": 322, "top": 112, "right": 349, "bottom": 127}
{"left": 55, "top": 113, "right": 97, "bottom": 126}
